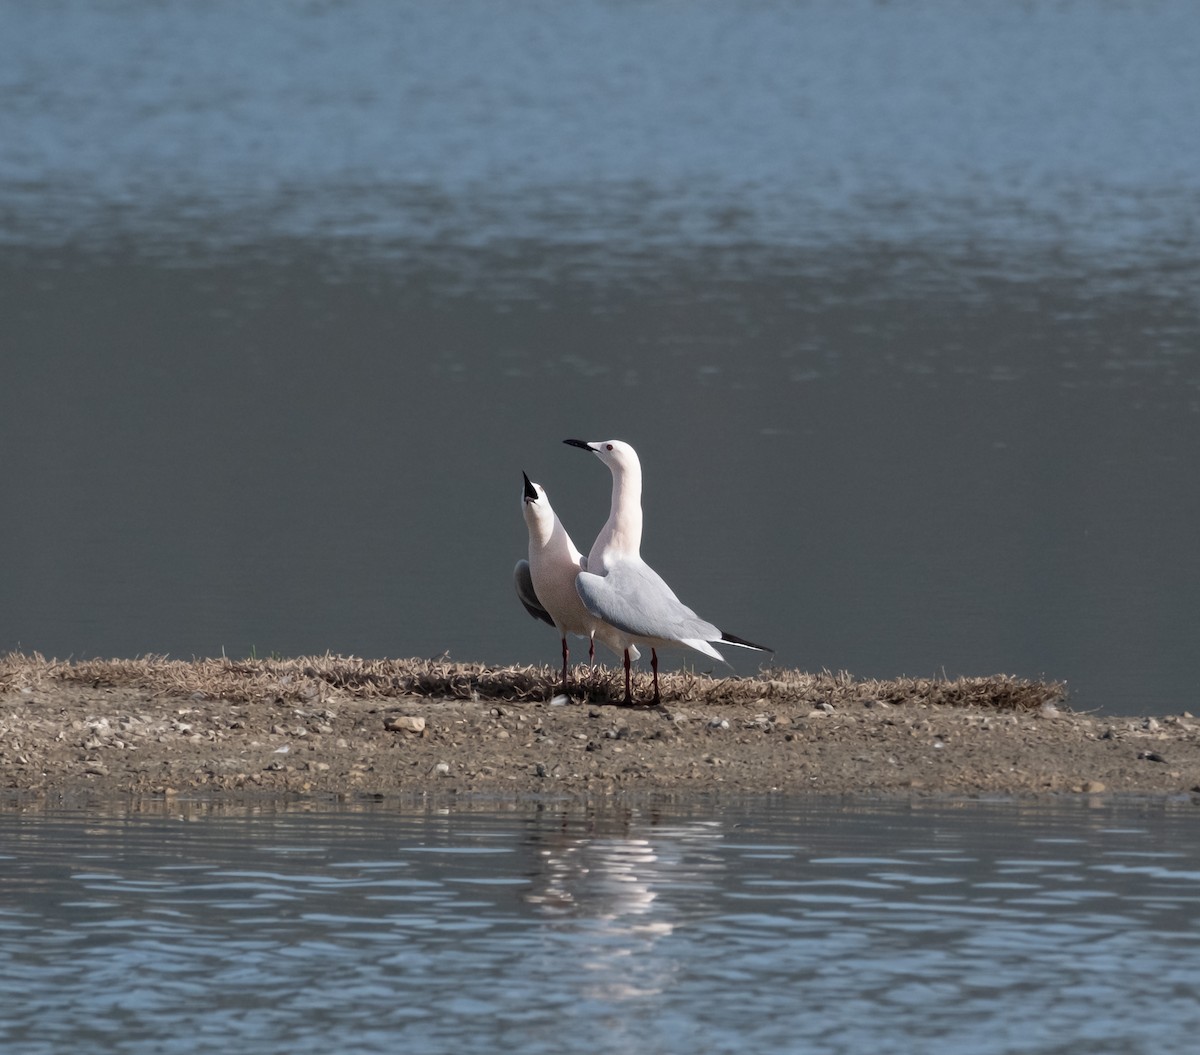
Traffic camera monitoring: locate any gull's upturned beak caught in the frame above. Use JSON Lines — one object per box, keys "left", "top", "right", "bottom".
{"left": 523, "top": 471, "right": 538, "bottom": 502}
{"left": 563, "top": 438, "right": 594, "bottom": 451}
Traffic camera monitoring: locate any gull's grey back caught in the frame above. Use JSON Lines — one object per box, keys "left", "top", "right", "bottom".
{"left": 575, "top": 559, "right": 720, "bottom": 643}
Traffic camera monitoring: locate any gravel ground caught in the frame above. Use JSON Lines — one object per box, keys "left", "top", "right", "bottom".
{"left": 3, "top": 672, "right": 1199, "bottom": 803}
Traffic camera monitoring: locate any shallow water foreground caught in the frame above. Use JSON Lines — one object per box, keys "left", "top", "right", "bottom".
{"left": 1, "top": 797, "right": 1198, "bottom": 1054}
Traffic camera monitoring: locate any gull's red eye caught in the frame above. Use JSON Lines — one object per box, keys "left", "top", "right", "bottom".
{"left": 606, "top": 444, "right": 614, "bottom": 450}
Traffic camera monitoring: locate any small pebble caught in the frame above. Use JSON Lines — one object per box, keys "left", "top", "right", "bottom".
{"left": 386, "top": 715, "right": 426, "bottom": 733}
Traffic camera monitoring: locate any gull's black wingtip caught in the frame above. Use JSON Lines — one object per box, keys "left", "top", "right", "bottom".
{"left": 720, "top": 631, "right": 773, "bottom": 653}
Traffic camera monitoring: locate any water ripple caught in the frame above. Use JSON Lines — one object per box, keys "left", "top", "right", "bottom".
{"left": 2, "top": 799, "right": 1200, "bottom": 1053}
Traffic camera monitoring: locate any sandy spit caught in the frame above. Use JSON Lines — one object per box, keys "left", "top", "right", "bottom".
{"left": 1, "top": 653, "right": 1197, "bottom": 804}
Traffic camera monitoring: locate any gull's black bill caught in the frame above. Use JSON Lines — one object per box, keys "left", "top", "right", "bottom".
{"left": 523, "top": 471, "right": 538, "bottom": 501}
{"left": 563, "top": 438, "right": 594, "bottom": 451}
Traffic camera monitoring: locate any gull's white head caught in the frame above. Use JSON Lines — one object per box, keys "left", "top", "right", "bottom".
{"left": 521, "top": 471, "right": 556, "bottom": 541}
{"left": 562, "top": 438, "right": 641, "bottom": 477}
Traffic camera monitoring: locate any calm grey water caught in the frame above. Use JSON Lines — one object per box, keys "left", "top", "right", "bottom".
{"left": 1, "top": 1, "right": 1198, "bottom": 714}
{"left": 1, "top": 797, "right": 1199, "bottom": 1054}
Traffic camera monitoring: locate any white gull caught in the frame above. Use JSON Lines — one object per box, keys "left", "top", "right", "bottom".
{"left": 563, "top": 439, "right": 771, "bottom": 705}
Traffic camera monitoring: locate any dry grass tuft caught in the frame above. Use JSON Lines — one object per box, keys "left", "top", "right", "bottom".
{"left": 0, "top": 652, "right": 1066, "bottom": 711}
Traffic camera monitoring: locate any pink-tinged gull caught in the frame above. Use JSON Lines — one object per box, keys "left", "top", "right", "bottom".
{"left": 515, "top": 471, "right": 639, "bottom": 693}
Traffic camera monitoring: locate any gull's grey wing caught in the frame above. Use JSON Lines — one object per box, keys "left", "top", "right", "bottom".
{"left": 514, "top": 560, "right": 554, "bottom": 627}
{"left": 575, "top": 560, "right": 721, "bottom": 643}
